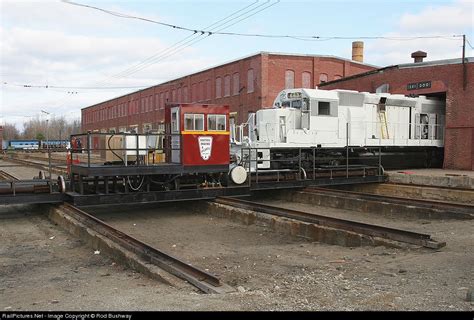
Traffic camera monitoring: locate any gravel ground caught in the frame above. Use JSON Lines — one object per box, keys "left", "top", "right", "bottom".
{"left": 1, "top": 185, "right": 473, "bottom": 310}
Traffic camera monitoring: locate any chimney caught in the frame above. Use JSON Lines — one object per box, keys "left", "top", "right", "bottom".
{"left": 411, "top": 50, "right": 427, "bottom": 63}
{"left": 352, "top": 41, "right": 364, "bottom": 63}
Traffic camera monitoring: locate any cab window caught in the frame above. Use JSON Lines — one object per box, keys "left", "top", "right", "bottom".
{"left": 184, "top": 113, "right": 204, "bottom": 131}
{"left": 208, "top": 114, "right": 226, "bottom": 131}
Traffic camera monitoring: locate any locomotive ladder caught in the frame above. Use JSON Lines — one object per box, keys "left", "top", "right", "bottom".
{"left": 379, "top": 111, "right": 389, "bottom": 139}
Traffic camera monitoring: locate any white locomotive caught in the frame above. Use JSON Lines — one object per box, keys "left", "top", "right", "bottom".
{"left": 231, "top": 88, "right": 445, "bottom": 171}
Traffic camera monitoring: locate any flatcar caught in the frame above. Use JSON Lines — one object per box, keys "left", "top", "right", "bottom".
{"left": 230, "top": 88, "right": 445, "bottom": 170}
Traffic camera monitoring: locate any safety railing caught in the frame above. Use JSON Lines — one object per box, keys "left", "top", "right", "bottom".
{"left": 238, "top": 146, "right": 384, "bottom": 187}
{"left": 68, "top": 132, "right": 182, "bottom": 170}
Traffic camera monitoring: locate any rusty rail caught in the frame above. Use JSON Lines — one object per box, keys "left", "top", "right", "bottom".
{"left": 60, "top": 203, "right": 233, "bottom": 294}
{"left": 304, "top": 186, "right": 474, "bottom": 218}
{"left": 214, "top": 197, "right": 446, "bottom": 249}
{"left": 0, "top": 170, "right": 19, "bottom": 181}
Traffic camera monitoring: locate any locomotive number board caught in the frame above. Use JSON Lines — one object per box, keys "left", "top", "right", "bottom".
{"left": 407, "top": 81, "right": 431, "bottom": 90}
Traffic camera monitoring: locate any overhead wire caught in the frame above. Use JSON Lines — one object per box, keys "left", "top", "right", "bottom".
{"left": 106, "top": 0, "right": 278, "bottom": 81}
{"left": 62, "top": 0, "right": 464, "bottom": 42}
{"left": 93, "top": 1, "right": 274, "bottom": 87}
{"left": 94, "top": 0, "right": 261, "bottom": 84}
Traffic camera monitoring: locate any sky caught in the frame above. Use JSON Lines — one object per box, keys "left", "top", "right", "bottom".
{"left": 1, "top": 0, "right": 473, "bottom": 130}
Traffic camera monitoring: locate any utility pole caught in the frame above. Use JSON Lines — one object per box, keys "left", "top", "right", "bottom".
{"left": 462, "top": 34, "right": 467, "bottom": 90}
{"left": 41, "top": 110, "right": 52, "bottom": 178}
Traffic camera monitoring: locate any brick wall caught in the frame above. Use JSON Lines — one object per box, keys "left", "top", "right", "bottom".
{"left": 82, "top": 52, "right": 375, "bottom": 131}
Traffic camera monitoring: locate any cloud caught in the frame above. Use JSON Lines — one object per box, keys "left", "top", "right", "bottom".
{"left": 365, "top": 0, "right": 473, "bottom": 66}
{"left": 0, "top": 1, "right": 216, "bottom": 129}
{"left": 399, "top": 0, "right": 473, "bottom": 34}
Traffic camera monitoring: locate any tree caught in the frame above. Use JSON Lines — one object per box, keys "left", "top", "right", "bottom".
{"left": 36, "top": 133, "right": 45, "bottom": 140}
{"left": 22, "top": 116, "right": 81, "bottom": 140}
{"left": 2, "top": 123, "right": 21, "bottom": 140}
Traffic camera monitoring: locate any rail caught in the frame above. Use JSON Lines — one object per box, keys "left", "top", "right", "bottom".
{"left": 0, "top": 170, "right": 19, "bottom": 181}
{"left": 214, "top": 197, "right": 445, "bottom": 249}
{"left": 60, "top": 203, "right": 233, "bottom": 294}
{"left": 304, "top": 187, "right": 474, "bottom": 218}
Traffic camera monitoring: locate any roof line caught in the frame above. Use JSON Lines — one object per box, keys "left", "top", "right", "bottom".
{"left": 82, "top": 51, "right": 377, "bottom": 110}
{"left": 320, "top": 56, "right": 474, "bottom": 87}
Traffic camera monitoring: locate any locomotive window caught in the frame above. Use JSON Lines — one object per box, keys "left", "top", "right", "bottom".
{"left": 208, "top": 114, "right": 226, "bottom": 131}
{"left": 291, "top": 100, "right": 302, "bottom": 108}
{"left": 184, "top": 113, "right": 204, "bottom": 131}
{"left": 318, "top": 101, "right": 330, "bottom": 115}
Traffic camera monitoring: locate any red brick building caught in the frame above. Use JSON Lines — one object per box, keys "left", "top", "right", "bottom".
{"left": 321, "top": 57, "right": 474, "bottom": 170}
{"left": 81, "top": 51, "right": 375, "bottom": 133}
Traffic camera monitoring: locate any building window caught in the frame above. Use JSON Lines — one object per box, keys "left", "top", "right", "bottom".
{"left": 206, "top": 79, "right": 211, "bottom": 100}
{"left": 184, "top": 113, "right": 204, "bottom": 131}
{"left": 247, "top": 69, "right": 254, "bottom": 93}
{"left": 285, "top": 70, "right": 295, "bottom": 89}
{"left": 172, "top": 90, "right": 176, "bottom": 102}
{"left": 215, "top": 77, "right": 222, "bottom": 98}
{"left": 165, "top": 91, "right": 169, "bottom": 105}
{"left": 155, "top": 94, "right": 159, "bottom": 110}
{"left": 302, "top": 72, "right": 311, "bottom": 88}
{"left": 160, "top": 93, "right": 164, "bottom": 109}
{"left": 177, "top": 88, "right": 182, "bottom": 102}
{"left": 232, "top": 72, "right": 240, "bottom": 96}
{"left": 198, "top": 81, "right": 204, "bottom": 101}
{"left": 191, "top": 83, "right": 196, "bottom": 102}
{"left": 183, "top": 86, "right": 188, "bottom": 102}
{"left": 319, "top": 73, "right": 328, "bottom": 84}
{"left": 224, "top": 75, "right": 231, "bottom": 97}
{"left": 208, "top": 114, "right": 226, "bottom": 131}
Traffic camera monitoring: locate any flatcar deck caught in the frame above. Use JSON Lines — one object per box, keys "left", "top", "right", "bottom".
{"left": 70, "top": 163, "right": 229, "bottom": 176}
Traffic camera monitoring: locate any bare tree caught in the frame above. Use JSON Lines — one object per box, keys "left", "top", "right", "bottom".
{"left": 1, "top": 123, "right": 21, "bottom": 140}
{"left": 22, "top": 116, "right": 82, "bottom": 140}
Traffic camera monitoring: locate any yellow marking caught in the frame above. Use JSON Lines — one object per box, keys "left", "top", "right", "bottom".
{"left": 181, "top": 131, "right": 230, "bottom": 135}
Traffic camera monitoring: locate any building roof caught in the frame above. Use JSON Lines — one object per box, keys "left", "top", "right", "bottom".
{"left": 82, "top": 51, "right": 377, "bottom": 111}
{"left": 320, "top": 57, "right": 474, "bottom": 87}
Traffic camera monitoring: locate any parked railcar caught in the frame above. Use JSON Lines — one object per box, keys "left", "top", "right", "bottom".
{"left": 8, "top": 140, "right": 40, "bottom": 150}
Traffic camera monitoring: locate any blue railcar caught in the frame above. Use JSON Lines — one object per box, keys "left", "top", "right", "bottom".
{"left": 40, "top": 140, "right": 70, "bottom": 149}
{"left": 8, "top": 140, "right": 40, "bottom": 150}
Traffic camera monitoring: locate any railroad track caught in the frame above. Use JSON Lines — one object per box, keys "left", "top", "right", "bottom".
{"left": 60, "top": 203, "right": 233, "bottom": 294}
{"left": 214, "top": 197, "right": 446, "bottom": 249}
{"left": 0, "top": 170, "right": 19, "bottom": 181}
{"left": 304, "top": 187, "right": 474, "bottom": 219}
{"left": 5, "top": 157, "right": 67, "bottom": 175}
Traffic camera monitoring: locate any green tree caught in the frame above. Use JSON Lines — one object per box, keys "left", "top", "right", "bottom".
{"left": 36, "top": 133, "right": 45, "bottom": 140}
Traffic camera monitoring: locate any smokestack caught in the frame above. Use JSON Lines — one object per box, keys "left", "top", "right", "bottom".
{"left": 411, "top": 51, "right": 427, "bottom": 63}
{"left": 352, "top": 41, "right": 364, "bottom": 63}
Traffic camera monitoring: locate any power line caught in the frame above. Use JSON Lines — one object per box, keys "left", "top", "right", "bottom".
{"left": 93, "top": 1, "right": 271, "bottom": 87}
{"left": 104, "top": 1, "right": 278, "bottom": 81}
{"left": 3, "top": 82, "right": 150, "bottom": 90}
{"left": 63, "top": 0, "right": 464, "bottom": 42}
{"left": 466, "top": 37, "right": 474, "bottom": 50}
{"left": 2, "top": 2, "right": 275, "bottom": 92}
